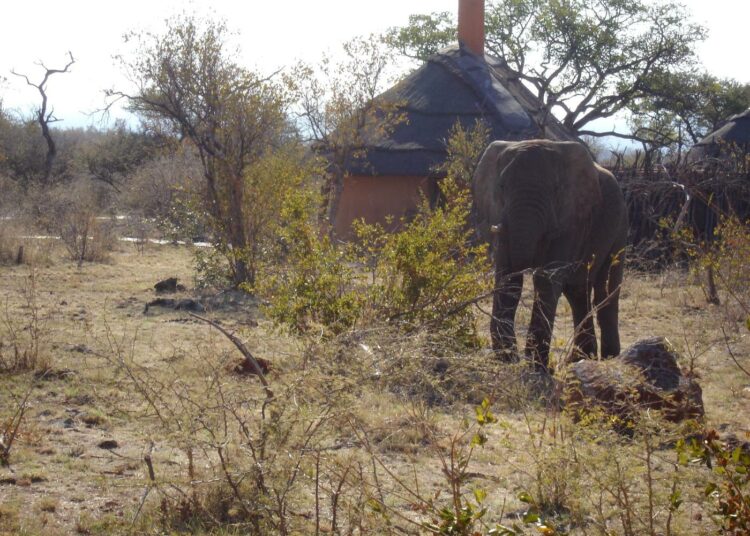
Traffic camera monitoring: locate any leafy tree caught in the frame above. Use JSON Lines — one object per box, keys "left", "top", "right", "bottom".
{"left": 384, "top": 12, "right": 456, "bottom": 61}
{"left": 286, "top": 37, "right": 406, "bottom": 234}
{"left": 109, "top": 15, "right": 300, "bottom": 287}
{"left": 0, "top": 111, "right": 48, "bottom": 185}
{"left": 629, "top": 72, "right": 750, "bottom": 153}
{"left": 80, "top": 121, "right": 161, "bottom": 192}
{"left": 386, "top": 0, "right": 706, "bottom": 141}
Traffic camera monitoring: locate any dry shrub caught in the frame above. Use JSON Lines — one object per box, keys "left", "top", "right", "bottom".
{"left": 0, "top": 221, "right": 25, "bottom": 266}
{"left": 0, "top": 220, "right": 56, "bottom": 267}
{"left": 0, "top": 176, "right": 26, "bottom": 265}
{"left": 0, "top": 265, "right": 48, "bottom": 374}
{"left": 699, "top": 216, "right": 750, "bottom": 327}
{"left": 491, "top": 409, "right": 722, "bottom": 536}
{"left": 105, "top": 323, "right": 346, "bottom": 535}
{"left": 301, "top": 324, "right": 534, "bottom": 413}
{"left": 121, "top": 147, "right": 206, "bottom": 241}
{"left": 58, "top": 210, "right": 116, "bottom": 267}
{"left": 0, "top": 175, "right": 22, "bottom": 213}
{"left": 33, "top": 179, "right": 117, "bottom": 266}
{"left": 0, "top": 381, "right": 33, "bottom": 467}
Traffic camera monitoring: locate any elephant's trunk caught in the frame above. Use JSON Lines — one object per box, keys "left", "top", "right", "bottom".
{"left": 499, "top": 196, "right": 551, "bottom": 273}
{"left": 506, "top": 222, "right": 544, "bottom": 273}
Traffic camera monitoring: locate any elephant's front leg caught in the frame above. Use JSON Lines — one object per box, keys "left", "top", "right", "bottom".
{"left": 525, "top": 272, "right": 562, "bottom": 372}
{"left": 491, "top": 268, "right": 523, "bottom": 362}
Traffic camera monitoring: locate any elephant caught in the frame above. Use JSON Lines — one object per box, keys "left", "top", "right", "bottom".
{"left": 472, "top": 139, "right": 627, "bottom": 372}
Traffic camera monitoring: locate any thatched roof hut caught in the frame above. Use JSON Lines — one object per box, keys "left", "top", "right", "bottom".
{"left": 344, "top": 45, "right": 575, "bottom": 179}
{"left": 331, "top": 0, "right": 577, "bottom": 238}
{"left": 687, "top": 108, "right": 750, "bottom": 162}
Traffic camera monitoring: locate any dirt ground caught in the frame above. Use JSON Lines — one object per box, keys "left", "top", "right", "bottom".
{"left": 0, "top": 242, "right": 748, "bottom": 535}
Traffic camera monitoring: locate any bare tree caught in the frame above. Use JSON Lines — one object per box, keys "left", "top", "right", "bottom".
{"left": 11, "top": 52, "right": 75, "bottom": 183}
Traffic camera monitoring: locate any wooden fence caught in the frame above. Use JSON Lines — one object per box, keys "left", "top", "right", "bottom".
{"left": 612, "top": 154, "right": 750, "bottom": 265}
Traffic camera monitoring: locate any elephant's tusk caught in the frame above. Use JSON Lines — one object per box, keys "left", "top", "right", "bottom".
{"left": 490, "top": 223, "right": 504, "bottom": 234}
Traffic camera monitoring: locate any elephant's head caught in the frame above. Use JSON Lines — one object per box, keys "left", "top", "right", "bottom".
{"left": 472, "top": 140, "right": 602, "bottom": 272}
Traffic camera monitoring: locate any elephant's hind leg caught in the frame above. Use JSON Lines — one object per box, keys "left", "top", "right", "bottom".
{"left": 594, "top": 257, "right": 623, "bottom": 358}
{"left": 563, "top": 283, "right": 597, "bottom": 358}
{"left": 491, "top": 271, "right": 523, "bottom": 361}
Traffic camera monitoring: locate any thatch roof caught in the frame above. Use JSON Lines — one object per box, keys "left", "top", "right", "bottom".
{"left": 688, "top": 108, "right": 750, "bottom": 161}
{"left": 346, "top": 45, "right": 577, "bottom": 177}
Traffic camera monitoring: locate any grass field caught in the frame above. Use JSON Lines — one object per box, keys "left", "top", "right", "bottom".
{"left": 1, "top": 241, "right": 748, "bottom": 535}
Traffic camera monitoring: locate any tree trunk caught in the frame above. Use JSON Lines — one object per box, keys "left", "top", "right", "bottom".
{"left": 324, "top": 169, "right": 345, "bottom": 238}
{"left": 705, "top": 264, "right": 720, "bottom": 305}
{"left": 39, "top": 109, "right": 56, "bottom": 183}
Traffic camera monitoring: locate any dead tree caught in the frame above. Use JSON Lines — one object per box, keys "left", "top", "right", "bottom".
{"left": 11, "top": 52, "right": 75, "bottom": 183}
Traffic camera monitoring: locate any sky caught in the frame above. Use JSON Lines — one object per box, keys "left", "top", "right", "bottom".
{"left": 1, "top": 0, "right": 748, "bottom": 129}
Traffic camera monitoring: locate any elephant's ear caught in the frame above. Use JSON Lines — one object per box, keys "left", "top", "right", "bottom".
{"left": 472, "top": 141, "right": 515, "bottom": 229}
{"left": 552, "top": 142, "right": 603, "bottom": 231}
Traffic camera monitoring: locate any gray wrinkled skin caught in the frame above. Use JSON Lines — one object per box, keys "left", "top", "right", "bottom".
{"left": 472, "top": 140, "right": 628, "bottom": 372}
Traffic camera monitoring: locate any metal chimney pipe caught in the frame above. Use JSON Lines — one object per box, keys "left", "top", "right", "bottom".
{"left": 458, "top": 0, "right": 485, "bottom": 56}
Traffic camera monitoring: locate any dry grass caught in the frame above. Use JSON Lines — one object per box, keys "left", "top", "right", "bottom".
{"left": 0, "top": 243, "right": 748, "bottom": 534}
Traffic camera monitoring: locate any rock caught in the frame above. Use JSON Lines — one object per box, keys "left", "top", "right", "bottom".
{"left": 564, "top": 337, "right": 704, "bottom": 424}
{"left": 143, "top": 298, "right": 205, "bottom": 314}
{"left": 97, "top": 439, "right": 119, "bottom": 450}
{"left": 34, "top": 368, "right": 77, "bottom": 381}
{"left": 58, "top": 417, "right": 76, "bottom": 429}
{"left": 231, "top": 355, "right": 273, "bottom": 376}
{"left": 154, "top": 277, "right": 186, "bottom": 294}
{"left": 722, "top": 432, "right": 750, "bottom": 455}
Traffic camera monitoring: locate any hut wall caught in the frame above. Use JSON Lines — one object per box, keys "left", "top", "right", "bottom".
{"left": 334, "top": 175, "right": 435, "bottom": 239}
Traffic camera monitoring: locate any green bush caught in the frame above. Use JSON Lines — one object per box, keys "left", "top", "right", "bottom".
{"left": 678, "top": 429, "right": 750, "bottom": 534}
{"left": 258, "top": 188, "right": 365, "bottom": 336}
{"left": 259, "top": 121, "right": 491, "bottom": 348}
{"left": 675, "top": 214, "right": 750, "bottom": 327}
{"left": 355, "top": 176, "right": 489, "bottom": 348}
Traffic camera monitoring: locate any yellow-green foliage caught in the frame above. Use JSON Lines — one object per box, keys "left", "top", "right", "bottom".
{"left": 196, "top": 143, "right": 321, "bottom": 289}
{"left": 258, "top": 187, "right": 365, "bottom": 336}
{"left": 677, "top": 214, "right": 750, "bottom": 327}
{"left": 261, "top": 121, "right": 491, "bottom": 345}
{"left": 678, "top": 429, "right": 750, "bottom": 534}
{"left": 354, "top": 121, "right": 491, "bottom": 346}
{"left": 707, "top": 216, "right": 750, "bottom": 316}
{"left": 355, "top": 177, "right": 490, "bottom": 347}
{"left": 261, "top": 176, "right": 490, "bottom": 344}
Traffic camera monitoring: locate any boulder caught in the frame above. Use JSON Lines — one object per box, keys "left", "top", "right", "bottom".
{"left": 154, "top": 277, "right": 186, "bottom": 294}
{"left": 231, "top": 355, "right": 273, "bottom": 376}
{"left": 144, "top": 298, "right": 205, "bottom": 314}
{"left": 564, "top": 337, "right": 704, "bottom": 424}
